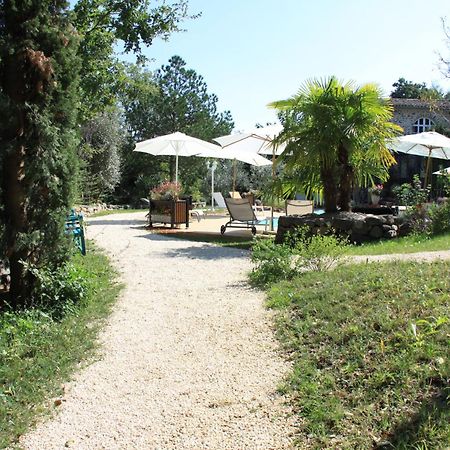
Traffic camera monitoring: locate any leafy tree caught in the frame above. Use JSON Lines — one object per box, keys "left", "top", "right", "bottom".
{"left": 79, "top": 110, "right": 124, "bottom": 202}
{"left": 0, "top": 0, "right": 81, "bottom": 307}
{"left": 72, "top": 0, "right": 195, "bottom": 120}
{"left": 270, "top": 77, "right": 401, "bottom": 213}
{"left": 391, "top": 77, "right": 447, "bottom": 100}
{"left": 118, "top": 56, "right": 234, "bottom": 202}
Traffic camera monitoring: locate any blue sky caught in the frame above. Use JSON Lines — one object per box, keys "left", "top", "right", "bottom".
{"left": 137, "top": 0, "right": 450, "bottom": 131}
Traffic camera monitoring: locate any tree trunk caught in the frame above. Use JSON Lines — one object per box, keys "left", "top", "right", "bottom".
{"left": 3, "top": 140, "right": 32, "bottom": 307}
{"left": 337, "top": 143, "right": 353, "bottom": 212}
{"left": 321, "top": 166, "right": 338, "bottom": 213}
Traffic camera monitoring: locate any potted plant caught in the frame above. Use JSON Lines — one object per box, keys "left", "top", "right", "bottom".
{"left": 150, "top": 181, "right": 182, "bottom": 201}
{"left": 148, "top": 181, "right": 189, "bottom": 228}
{"left": 369, "top": 184, "right": 383, "bottom": 206}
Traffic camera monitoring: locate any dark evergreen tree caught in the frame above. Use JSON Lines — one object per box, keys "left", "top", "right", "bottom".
{"left": 0, "top": 0, "right": 81, "bottom": 307}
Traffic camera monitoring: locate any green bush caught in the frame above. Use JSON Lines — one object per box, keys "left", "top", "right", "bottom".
{"left": 392, "top": 174, "right": 429, "bottom": 207}
{"left": 429, "top": 200, "right": 450, "bottom": 235}
{"left": 289, "top": 227, "right": 348, "bottom": 272}
{"left": 24, "top": 262, "right": 88, "bottom": 318}
{"left": 250, "top": 238, "right": 293, "bottom": 286}
{"left": 250, "top": 228, "right": 347, "bottom": 286}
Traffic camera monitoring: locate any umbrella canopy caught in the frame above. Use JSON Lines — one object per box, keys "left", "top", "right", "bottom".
{"left": 390, "top": 132, "right": 450, "bottom": 187}
{"left": 433, "top": 167, "right": 450, "bottom": 175}
{"left": 134, "top": 132, "right": 223, "bottom": 184}
{"left": 214, "top": 124, "right": 286, "bottom": 231}
{"left": 213, "top": 124, "right": 286, "bottom": 156}
{"left": 134, "top": 132, "right": 270, "bottom": 184}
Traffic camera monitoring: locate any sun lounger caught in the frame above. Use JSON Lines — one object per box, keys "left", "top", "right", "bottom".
{"left": 221, "top": 198, "right": 266, "bottom": 235}
{"left": 285, "top": 199, "right": 314, "bottom": 216}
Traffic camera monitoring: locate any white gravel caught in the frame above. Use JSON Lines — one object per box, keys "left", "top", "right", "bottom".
{"left": 20, "top": 212, "right": 296, "bottom": 450}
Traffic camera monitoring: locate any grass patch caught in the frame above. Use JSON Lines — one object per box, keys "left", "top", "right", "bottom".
{"left": 268, "top": 261, "right": 449, "bottom": 449}
{"left": 88, "top": 208, "right": 143, "bottom": 217}
{"left": 0, "top": 245, "right": 122, "bottom": 448}
{"left": 346, "top": 232, "right": 450, "bottom": 256}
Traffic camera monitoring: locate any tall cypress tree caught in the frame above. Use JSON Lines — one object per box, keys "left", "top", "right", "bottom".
{"left": 0, "top": 0, "right": 81, "bottom": 308}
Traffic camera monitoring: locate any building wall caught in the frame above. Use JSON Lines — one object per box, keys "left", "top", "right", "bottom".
{"left": 388, "top": 103, "right": 450, "bottom": 187}
{"left": 392, "top": 107, "right": 450, "bottom": 135}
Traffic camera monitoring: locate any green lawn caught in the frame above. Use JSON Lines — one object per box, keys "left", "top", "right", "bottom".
{"left": 0, "top": 245, "right": 122, "bottom": 448}
{"left": 346, "top": 232, "right": 450, "bottom": 255}
{"left": 268, "top": 261, "right": 450, "bottom": 449}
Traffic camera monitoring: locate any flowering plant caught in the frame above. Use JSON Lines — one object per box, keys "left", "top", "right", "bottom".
{"left": 150, "top": 181, "right": 182, "bottom": 200}
{"left": 369, "top": 184, "right": 383, "bottom": 196}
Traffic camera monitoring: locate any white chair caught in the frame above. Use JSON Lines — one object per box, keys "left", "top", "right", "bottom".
{"left": 213, "top": 192, "right": 227, "bottom": 208}
{"left": 285, "top": 200, "right": 314, "bottom": 216}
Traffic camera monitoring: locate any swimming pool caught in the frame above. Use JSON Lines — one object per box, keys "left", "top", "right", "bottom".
{"left": 259, "top": 209, "right": 325, "bottom": 229}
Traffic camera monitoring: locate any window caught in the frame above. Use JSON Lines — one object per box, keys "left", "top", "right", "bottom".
{"left": 413, "top": 117, "right": 434, "bottom": 133}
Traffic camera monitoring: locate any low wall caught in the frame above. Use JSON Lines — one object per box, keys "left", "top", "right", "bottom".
{"left": 76, "top": 204, "right": 131, "bottom": 216}
{"left": 275, "top": 212, "right": 408, "bottom": 244}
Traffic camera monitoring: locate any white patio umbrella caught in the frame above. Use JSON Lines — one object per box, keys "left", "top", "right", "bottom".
{"left": 391, "top": 132, "right": 450, "bottom": 187}
{"left": 134, "top": 132, "right": 224, "bottom": 184}
{"left": 214, "top": 124, "right": 286, "bottom": 230}
{"left": 213, "top": 124, "right": 286, "bottom": 156}
{"left": 433, "top": 167, "right": 450, "bottom": 175}
{"left": 134, "top": 131, "right": 271, "bottom": 184}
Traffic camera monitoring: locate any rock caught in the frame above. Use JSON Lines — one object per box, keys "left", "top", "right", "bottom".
{"left": 365, "top": 215, "right": 383, "bottom": 226}
{"left": 369, "top": 225, "right": 383, "bottom": 239}
{"left": 385, "top": 229, "right": 397, "bottom": 238}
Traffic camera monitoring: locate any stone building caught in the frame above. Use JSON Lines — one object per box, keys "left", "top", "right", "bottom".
{"left": 389, "top": 98, "right": 450, "bottom": 184}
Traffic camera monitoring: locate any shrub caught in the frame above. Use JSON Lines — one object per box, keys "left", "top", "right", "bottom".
{"left": 250, "top": 238, "right": 293, "bottom": 286}
{"left": 429, "top": 200, "right": 450, "bottom": 235}
{"left": 294, "top": 232, "right": 348, "bottom": 272}
{"left": 24, "top": 262, "right": 88, "bottom": 318}
{"left": 392, "top": 174, "right": 429, "bottom": 206}
{"left": 250, "top": 227, "right": 348, "bottom": 286}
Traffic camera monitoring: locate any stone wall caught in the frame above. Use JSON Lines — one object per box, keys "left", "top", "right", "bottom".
{"left": 275, "top": 212, "right": 408, "bottom": 245}
{"left": 76, "top": 203, "right": 131, "bottom": 216}
{"left": 393, "top": 108, "right": 450, "bottom": 135}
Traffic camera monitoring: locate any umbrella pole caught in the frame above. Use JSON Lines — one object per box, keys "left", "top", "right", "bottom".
{"left": 175, "top": 153, "right": 179, "bottom": 185}
{"left": 270, "top": 147, "right": 275, "bottom": 231}
{"left": 424, "top": 152, "right": 432, "bottom": 190}
{"left": 233, "top": 159, "right": 236, "bottom": 193}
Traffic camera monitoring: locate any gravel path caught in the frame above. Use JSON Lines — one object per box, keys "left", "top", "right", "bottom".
{"left": 20, "top": 212, "right": 296, "bottom": 450}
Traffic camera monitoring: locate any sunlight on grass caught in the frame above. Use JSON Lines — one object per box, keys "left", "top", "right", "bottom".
{"left": 346, "top": 232, "right": 450, "bottom": 255}
{"left": 268, "top": 261, "right": 450, "bottom": 449}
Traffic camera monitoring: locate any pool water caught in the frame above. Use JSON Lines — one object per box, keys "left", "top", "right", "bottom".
{"left": 259, "top": 209, "right": 325, "bottom": 229}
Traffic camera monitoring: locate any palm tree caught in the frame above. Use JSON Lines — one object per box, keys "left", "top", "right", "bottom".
{"left": 269, "top": 77, "right": 401, "bottom": 212}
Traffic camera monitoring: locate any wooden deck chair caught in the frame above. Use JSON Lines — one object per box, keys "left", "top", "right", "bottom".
{"left": 285, "top": 199, "right": 314, "bottom": 216}
{"left": 229, "top": 191, "right": 242, "bottom": 199}
{"left": 221, "top": 198, "right": 266, "bottom": 235}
